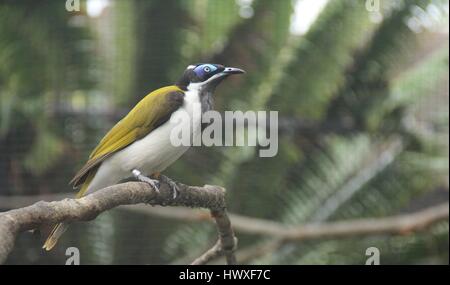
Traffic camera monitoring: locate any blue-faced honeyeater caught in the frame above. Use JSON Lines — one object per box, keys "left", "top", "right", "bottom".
{"left": 43, "top": 64, "right": 244, "bottom": 250}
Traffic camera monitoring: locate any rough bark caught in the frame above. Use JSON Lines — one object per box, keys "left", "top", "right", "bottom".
{"left": 0, "top": 178, "right": 237, "bottom": 265}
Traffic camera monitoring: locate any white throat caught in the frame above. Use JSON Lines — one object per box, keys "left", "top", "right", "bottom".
{"left": 186, "top": 73, "right": 225, "bottom": 91}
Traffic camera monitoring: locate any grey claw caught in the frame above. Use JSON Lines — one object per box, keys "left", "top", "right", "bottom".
{"left": 172, "top": 186, "right": 179, "bottom": 199}
{"left": 160, "top": 175, "right": 180, "bottom": 199}
{"left": 132, "top": 169, "right": 160, "bottom": 192}
{"left": 166, "top": 180, "right": 179, "bottom": 199}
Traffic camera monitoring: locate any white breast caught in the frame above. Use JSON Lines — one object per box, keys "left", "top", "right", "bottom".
{"left": 85, "top": 89, "right": 201, "bottom": 194}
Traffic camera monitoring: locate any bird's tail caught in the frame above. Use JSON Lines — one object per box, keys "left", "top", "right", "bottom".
{"left": 42, "top": 222, "right": 69, "bottom": 251}
{"left": 43, "top": 174, "right": 94, "bottom": 251}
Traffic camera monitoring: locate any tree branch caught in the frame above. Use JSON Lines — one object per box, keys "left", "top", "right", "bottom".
{"left": 235, "top": 203, "right": 449, "bottom": 240}
{"left": 232, "top": 202, "right": 449, "bottom": 264}
{"left": 191, "top": 240, "right": 223, "bottom": 265}
{"left": 1, "top": 194, "right": 447, "bottom": 240}
{"left": 1, "top": 191, "right": 447, "bottom": 264}
{"left": 0, "top": 179, "right": 237, "bottom": 265}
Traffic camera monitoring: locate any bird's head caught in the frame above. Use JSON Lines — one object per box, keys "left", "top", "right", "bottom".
{"left": 176, "top": 63, "right": 245, "bottom": 92}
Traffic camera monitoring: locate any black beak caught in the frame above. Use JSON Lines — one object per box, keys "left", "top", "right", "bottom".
{"left": 222, "top": 67, "right": 245, "bottom": 75}
{"left": 203, "top": 66, "right": 245, "bottom": 92}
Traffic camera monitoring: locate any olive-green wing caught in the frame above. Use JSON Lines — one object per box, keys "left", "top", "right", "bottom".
{"left": 70, "top": 86, "right": 185, "bottom": 188}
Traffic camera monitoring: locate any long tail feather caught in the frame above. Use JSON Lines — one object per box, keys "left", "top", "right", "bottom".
{"left": 42, "top": 223, "right": 69, "bottom": 251}
{"left": 42, "top": 172, "right": 95, "bottom": 251}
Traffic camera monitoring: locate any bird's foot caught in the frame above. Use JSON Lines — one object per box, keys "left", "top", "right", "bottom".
{"left": 159, "top": 175, "right": 180, "bottom": 199}
{"left": 132, "top": 169, "right": 160, "bottom": 193}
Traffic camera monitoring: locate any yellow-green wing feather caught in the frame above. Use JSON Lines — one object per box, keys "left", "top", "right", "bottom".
{"left": 44, "top": 86, "right": 184, "bottom": 251}
{"left": 70, "top": 85, "right": 185, "bottom": 188}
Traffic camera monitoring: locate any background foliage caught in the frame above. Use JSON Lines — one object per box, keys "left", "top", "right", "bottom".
{"left": 0, "top": 0, "right": 448, "bottom": 264}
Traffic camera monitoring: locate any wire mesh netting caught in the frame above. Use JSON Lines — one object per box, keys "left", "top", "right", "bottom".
{"left": 0, "top": 0, "right": 448, "bottom": 264}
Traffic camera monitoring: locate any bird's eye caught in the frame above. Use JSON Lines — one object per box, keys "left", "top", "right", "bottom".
{"left": 203, "top": 66, "right": 211, "bottom": 73}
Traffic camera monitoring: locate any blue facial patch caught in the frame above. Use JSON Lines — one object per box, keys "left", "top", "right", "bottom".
{"left": 193, "top": 64, "right": 218, "bottom": 78}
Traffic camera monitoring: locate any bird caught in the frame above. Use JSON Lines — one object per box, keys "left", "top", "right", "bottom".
{"left": 43, "top": 63, "right": 244, "bottom": 251}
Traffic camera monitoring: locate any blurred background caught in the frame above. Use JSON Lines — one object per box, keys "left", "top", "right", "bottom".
{"left": 0, "top": 0, "right": 448, "bottom": 265}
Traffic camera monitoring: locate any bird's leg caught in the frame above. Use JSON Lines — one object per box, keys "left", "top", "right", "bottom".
{"left": 159, "top": 174, "right": 180, "bottom": 199}
{"left": 132, "top": 169, "right": 160, "bottom": 193}
{"left": 151, "top": 172, "right": 161, "bottom": 179}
